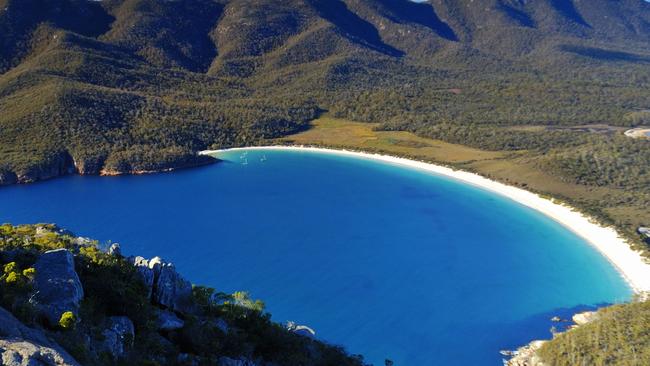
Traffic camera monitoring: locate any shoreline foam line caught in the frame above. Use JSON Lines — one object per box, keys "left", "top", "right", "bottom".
{"left": 201, "top": 146, "right": 650, "bottom": 295}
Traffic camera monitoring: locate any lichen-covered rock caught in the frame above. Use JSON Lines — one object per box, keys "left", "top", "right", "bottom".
{"left": 0, "top": 307, "right": 80, "bottom": 366}
{"left": 31, "top": 249, "right": 84, "bottom": 326}
{"left": 156, "top": 310, "right": 184, "bottom": 331}
{"left": 99, "top": 316, "right": 134, "bottom": 358}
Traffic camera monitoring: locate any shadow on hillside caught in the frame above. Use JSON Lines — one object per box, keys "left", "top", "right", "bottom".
{"left": 375, "top": 0, "right": 458, "bottom": 41}
{"left": 497, "top": 3, "right": 536, "bottom": 28}
{"left": 561, "top": 45, "right": 650, "bottom": 63}
{"left": 306, "top": 0, "right": 404, "bottom": 57}
{"left": 549, "top": 0, "right": 591, "bottom": 27}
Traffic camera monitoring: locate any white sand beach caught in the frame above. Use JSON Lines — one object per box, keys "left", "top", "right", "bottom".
{"left": 201, "top": 146, "right": 650, "bottom": 295}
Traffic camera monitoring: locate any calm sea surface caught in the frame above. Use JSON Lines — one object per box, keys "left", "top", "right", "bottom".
{"left": 0, "top": 149, "right": 631, "bottom": 365}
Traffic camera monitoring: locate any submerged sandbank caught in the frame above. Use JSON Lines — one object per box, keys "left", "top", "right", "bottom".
{"left": 200, "top": 146, "right": 650, "bottom": 295}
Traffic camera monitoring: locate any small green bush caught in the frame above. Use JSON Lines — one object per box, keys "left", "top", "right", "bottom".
{"left": 3, "top": 262, "right": 17, "bottom": 274}
{"left": 59, "top": 311, "right": 76, "bottom": 330}
{"left": 22, "top": 267, "right": 36, "bottom": 280}
{"left": 5, "top": 271, "right": 20, "bottom": 284}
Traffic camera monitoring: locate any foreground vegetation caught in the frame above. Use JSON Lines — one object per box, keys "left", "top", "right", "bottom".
{"left": 0, "top": 223, "right": 365, "bottom": 365}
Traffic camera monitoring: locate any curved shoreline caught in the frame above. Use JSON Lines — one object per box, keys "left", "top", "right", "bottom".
{"left": 201, "top": 145, "right": 650, "bottom": 295}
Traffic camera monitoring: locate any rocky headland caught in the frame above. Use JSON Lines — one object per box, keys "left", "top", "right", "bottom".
{"left": 505, "top": 311, "right": 601, "bottom": 366}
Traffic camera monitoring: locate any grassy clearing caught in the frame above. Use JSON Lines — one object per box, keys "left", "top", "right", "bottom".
{"left": 280, "top": 116, "right": 505, "bottom": 164}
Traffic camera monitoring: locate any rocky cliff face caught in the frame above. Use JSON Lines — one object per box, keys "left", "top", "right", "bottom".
{"left": 0, "top": 168, "right": 17, "bottom": 185}
{"left": 99, "top": 153, "right": 217, "bottom": 177}
{"left": 72, "top": 155, "right": 106, "bottom": 176}
{"left": 7, "top": 152, "right": 76, "bottom": 186}
{"left": 0, "top": 152, "right": 217, "bottom": 186}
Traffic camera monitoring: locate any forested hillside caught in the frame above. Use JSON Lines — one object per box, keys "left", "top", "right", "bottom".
{"left": 0, "top": 0, "right": 649, "bottom": 237}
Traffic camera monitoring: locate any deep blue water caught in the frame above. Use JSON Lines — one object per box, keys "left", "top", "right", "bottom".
{"left": 0, "top": 149, "right": 631, "bottom": 365}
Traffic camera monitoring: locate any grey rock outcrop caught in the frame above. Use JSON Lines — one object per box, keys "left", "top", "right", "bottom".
{"left": 154, "top": 261, "right": 194, "bottom": 313}
{"left": 99, "top": 316, "right": 134, "bottom": 358}
{"left": 131, "top": 256, "right": 194, "bottom": 313}
{"left": 506, "top": 340, "right": 546, "bottom": 366}
{"left": 0, "top": 340, "right": 79, "bottom": 366}
{"left": 156, "top": 310, "right": 185, "bottom": 331}
{"left": 108, "top": 243, "right": 122, "bottom": 257}
{"left": 0, "top": 307, "right": 80, "bottom": 366}
{"left": 31, "top": 249, "right": 84, "bottom": 326}
{"left": 572, "top": 311, "right": 597, "bottom": 326}
{"left": 73, "top": 155, "right": 105, "bottom": 176}
{"left": 72, "top": 237, "right": 93, "bottom": 247}
{"left": 132, "top": 256, "right": 155, "bottom": 298}
{"left": 286, "top": 322, "right": 316, "bottom": 338}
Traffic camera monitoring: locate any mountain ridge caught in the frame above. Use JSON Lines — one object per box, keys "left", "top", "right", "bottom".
{"left": 1, "top": 0, "right": 649, "bottom": 186}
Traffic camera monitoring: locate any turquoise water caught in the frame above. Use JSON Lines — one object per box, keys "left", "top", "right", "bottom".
{"left": 0, "top": 149, "right": 631, "bottom": 365}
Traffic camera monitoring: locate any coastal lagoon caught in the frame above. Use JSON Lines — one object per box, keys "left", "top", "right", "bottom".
{"left": 0, "top": 149, "right": 631, "bottom": 365}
